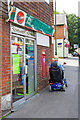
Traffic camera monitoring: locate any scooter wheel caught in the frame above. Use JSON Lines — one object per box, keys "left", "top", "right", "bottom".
{"left": 65, "top": 84, "right": 68, "bottom": 87}
{"left": 65, "top": 80, "right": 68, "bottom": 87}
{"left": 62, "top": 84, "right": 65, "bottom": 91}
{"left": 49, "top": 85, "right": 52, "bottom": 92}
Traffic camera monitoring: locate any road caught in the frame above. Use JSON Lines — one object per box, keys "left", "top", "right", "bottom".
{"left": 7, "top": 57, "right": 78, "bottom": 118}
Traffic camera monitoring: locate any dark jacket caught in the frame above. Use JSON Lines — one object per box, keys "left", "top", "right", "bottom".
{"left": 49, "top": 62, "right": 62, "bottom": 83}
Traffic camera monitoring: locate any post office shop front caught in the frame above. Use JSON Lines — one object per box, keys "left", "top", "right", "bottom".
{"left": 8, "top": 6, "right": 54, "bottom": 106}
{"left": 1, "top": 2, "right": 54, "bottom": 115}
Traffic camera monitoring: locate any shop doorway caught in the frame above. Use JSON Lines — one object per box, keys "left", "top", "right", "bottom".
{"left": 11, "top": 35, "right": 35, "bottom": 103}
{"left": 24, "top": 39, "right": 35, "bottom": 95}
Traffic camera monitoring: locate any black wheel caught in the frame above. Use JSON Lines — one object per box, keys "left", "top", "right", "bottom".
{"left": 65, "top": 84, "right": 68, "bottom": 87}
{"left": 65, "top": 80, "right": 68, "bottom": 87}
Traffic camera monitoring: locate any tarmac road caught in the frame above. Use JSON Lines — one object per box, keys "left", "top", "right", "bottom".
{"left": 7, "top": 57, "right": 78, "bottom": 118}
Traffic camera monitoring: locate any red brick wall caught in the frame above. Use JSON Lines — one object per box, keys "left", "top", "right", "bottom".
{"left": 54, "top": 24, "right": 68, "bottom": 57}
{"left": 14, "top": 2, "right": 53, "bottom": 26}
{"left": 1, "top": 2, "right": 53, "bottom": 27}
{"left": 2, "top": 19, "right": 11, "bottom": 96}
{"left": 0, "top": 1, "right": 54, "bottom": 116}
{"left": 55, "top": 24, "right": 68, "bottom": 40}
{"left": 1, "top": 1, "right": 54, "bottom": 94}
{"left": 0, "top": 15, "right": 2, "bottom": 118}
{"left": 37, "top": 38, "right": 53, "bottom": 92}
{"left": 56, "top": 25, "right": 64, "bottom": 39}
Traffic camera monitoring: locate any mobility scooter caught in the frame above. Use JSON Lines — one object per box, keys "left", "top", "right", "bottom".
{"left": 49, "top": 62, "right": 67, "bottom": 92}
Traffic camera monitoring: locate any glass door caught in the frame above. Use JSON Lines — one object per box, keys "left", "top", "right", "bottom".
{"left": 11, "top": 35, "right": 24, "bottom": 102}
{"left": 24, "top": 38, "right": 35, "bottom": 95}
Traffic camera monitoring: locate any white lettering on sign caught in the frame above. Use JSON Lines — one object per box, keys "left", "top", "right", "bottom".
{"left": 11, "top": 25, "right": 34, "bottom": 36}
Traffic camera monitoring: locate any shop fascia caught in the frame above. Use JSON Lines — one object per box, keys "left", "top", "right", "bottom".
{"left": 11, "top": 25, "right": 35, "bottom": 37}
{"left": 9, "top": 6, "right": 54, "bottom": 37}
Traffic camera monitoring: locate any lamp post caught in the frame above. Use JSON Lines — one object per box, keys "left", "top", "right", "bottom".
{"left": 55, "top": 0, "right": 57, "bottom": 56}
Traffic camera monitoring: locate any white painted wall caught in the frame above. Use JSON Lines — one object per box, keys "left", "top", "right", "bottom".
{"left": 53, "top": 38, "right": 63, "bottom": 57}
{"left": 57, "top": 39, "right": 63, "bottom": 57}
{"left": 1, "top": 94, "right": 11, "bottom": 110}
{"left": 36, "top": 33, "right": 49, "bottom": 47}
{"left": 64, "top": 47, "right": 68, "bottom": 57}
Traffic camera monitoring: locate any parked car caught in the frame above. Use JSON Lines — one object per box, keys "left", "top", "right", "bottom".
{"left": 72, "top": 52, "right": 78, "bottom": 56}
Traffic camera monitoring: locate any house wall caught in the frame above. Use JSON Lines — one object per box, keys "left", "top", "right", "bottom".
{"left": 0, "top": 12, "right": 2, "bottom": 118}
{"left": 2, "top": 20, "right": 11, "bottom": 96}
{"left": 37, "top": 37, "right": 54, "bottom": 92}
{"left": 54, "top": 24, "right": 68, "bottom": 57}
{"left": 56, "top": 25, "right": 64, "bottom": 39}
{"left": 0, "top": 0, "right": 54, "bottom": 115}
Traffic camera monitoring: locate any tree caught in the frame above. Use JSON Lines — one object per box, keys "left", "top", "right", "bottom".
{"left": 63, "top": 11, "right": 79, "bottom": 49}
{"left": 66, "top": 13, "right": 78, "bottom": 49}
{"left": 54, "top": 10, "right": 60, "bottom": 14}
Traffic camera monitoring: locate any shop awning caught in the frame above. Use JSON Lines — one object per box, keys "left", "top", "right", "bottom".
{"left": 9, "top": 6, "right": 54, "bottom": 37}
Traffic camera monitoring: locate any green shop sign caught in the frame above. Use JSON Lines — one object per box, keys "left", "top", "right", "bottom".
{"left": 9, "top": 6, "right": 54, "bottom": 36}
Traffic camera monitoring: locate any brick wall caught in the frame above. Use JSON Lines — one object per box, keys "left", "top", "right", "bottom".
{"left": 54, "top": 24, "right": 68, "bottom": 57}
{"left": 1, "top": 0, "right": 54, "bottom": 98}
{"left": 14, "top": 2, "right": 53, "bottom": 26}
{"left": 0, "top": 11, "right": 2, "bottom": 118}
{"left": 56, "top": 25, "right": 64, "bottom": 39}
{"left": 2, "top": 19, "right": 11, "bottom": 96}
{"left": 0, "top": 0, "right": 54, "bottom": 115}
{"left": 37, "top": 38, "right": 53, "bottom": 92}
{"left": 55, "top": 24, "right": 68, "bottom": 40}
{"left": 1, "top": 1, "right": 53, "bottom": 27}
{"left": 13, "top": 1, "right": 54, "bottom": 92}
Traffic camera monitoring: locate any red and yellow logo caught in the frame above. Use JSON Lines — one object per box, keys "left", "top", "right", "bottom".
{"left": 17, "top": 11, "right": 24, "bottom": 24}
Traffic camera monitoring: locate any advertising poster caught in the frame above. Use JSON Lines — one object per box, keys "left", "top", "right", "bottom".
{"left": 13, "top": 54, "right": 20, "bottom": 74}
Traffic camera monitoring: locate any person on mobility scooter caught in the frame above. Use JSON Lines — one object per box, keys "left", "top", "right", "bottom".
{"left": 49, "top": 61, "right": 67, "bottom": 92}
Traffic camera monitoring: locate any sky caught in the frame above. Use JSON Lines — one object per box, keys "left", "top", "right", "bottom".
{"left": 53, "top": 0, "right": 80, "bottom": 16}
{"left": 45, "top": 0, "right": 80, "bottom": 16}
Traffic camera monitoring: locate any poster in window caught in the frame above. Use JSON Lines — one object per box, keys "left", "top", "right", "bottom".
{"left": 13, "top": 54, "right": 20, "bottom": 74}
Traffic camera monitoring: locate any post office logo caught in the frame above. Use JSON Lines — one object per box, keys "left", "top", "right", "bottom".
{"left": 17, "top": 11, "right": 24, "bottom": 24}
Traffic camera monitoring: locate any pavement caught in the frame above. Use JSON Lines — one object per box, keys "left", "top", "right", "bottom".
{"left": 6, "top": 57, "right": 78, "bottom": 118}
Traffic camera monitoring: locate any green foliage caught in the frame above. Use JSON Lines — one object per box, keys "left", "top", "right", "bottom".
{"left": 66, "top": 13, "right": 79, "bottom": 48}
{"left": 55, "top": 10, "right": 79, "bottom": 49}
{"left": 54, "top": 10, "right": 60, "bottom": 14}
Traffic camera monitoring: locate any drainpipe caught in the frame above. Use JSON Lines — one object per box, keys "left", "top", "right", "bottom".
{"left": 55, "top": 0, "right": 57, "bottom": 56}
